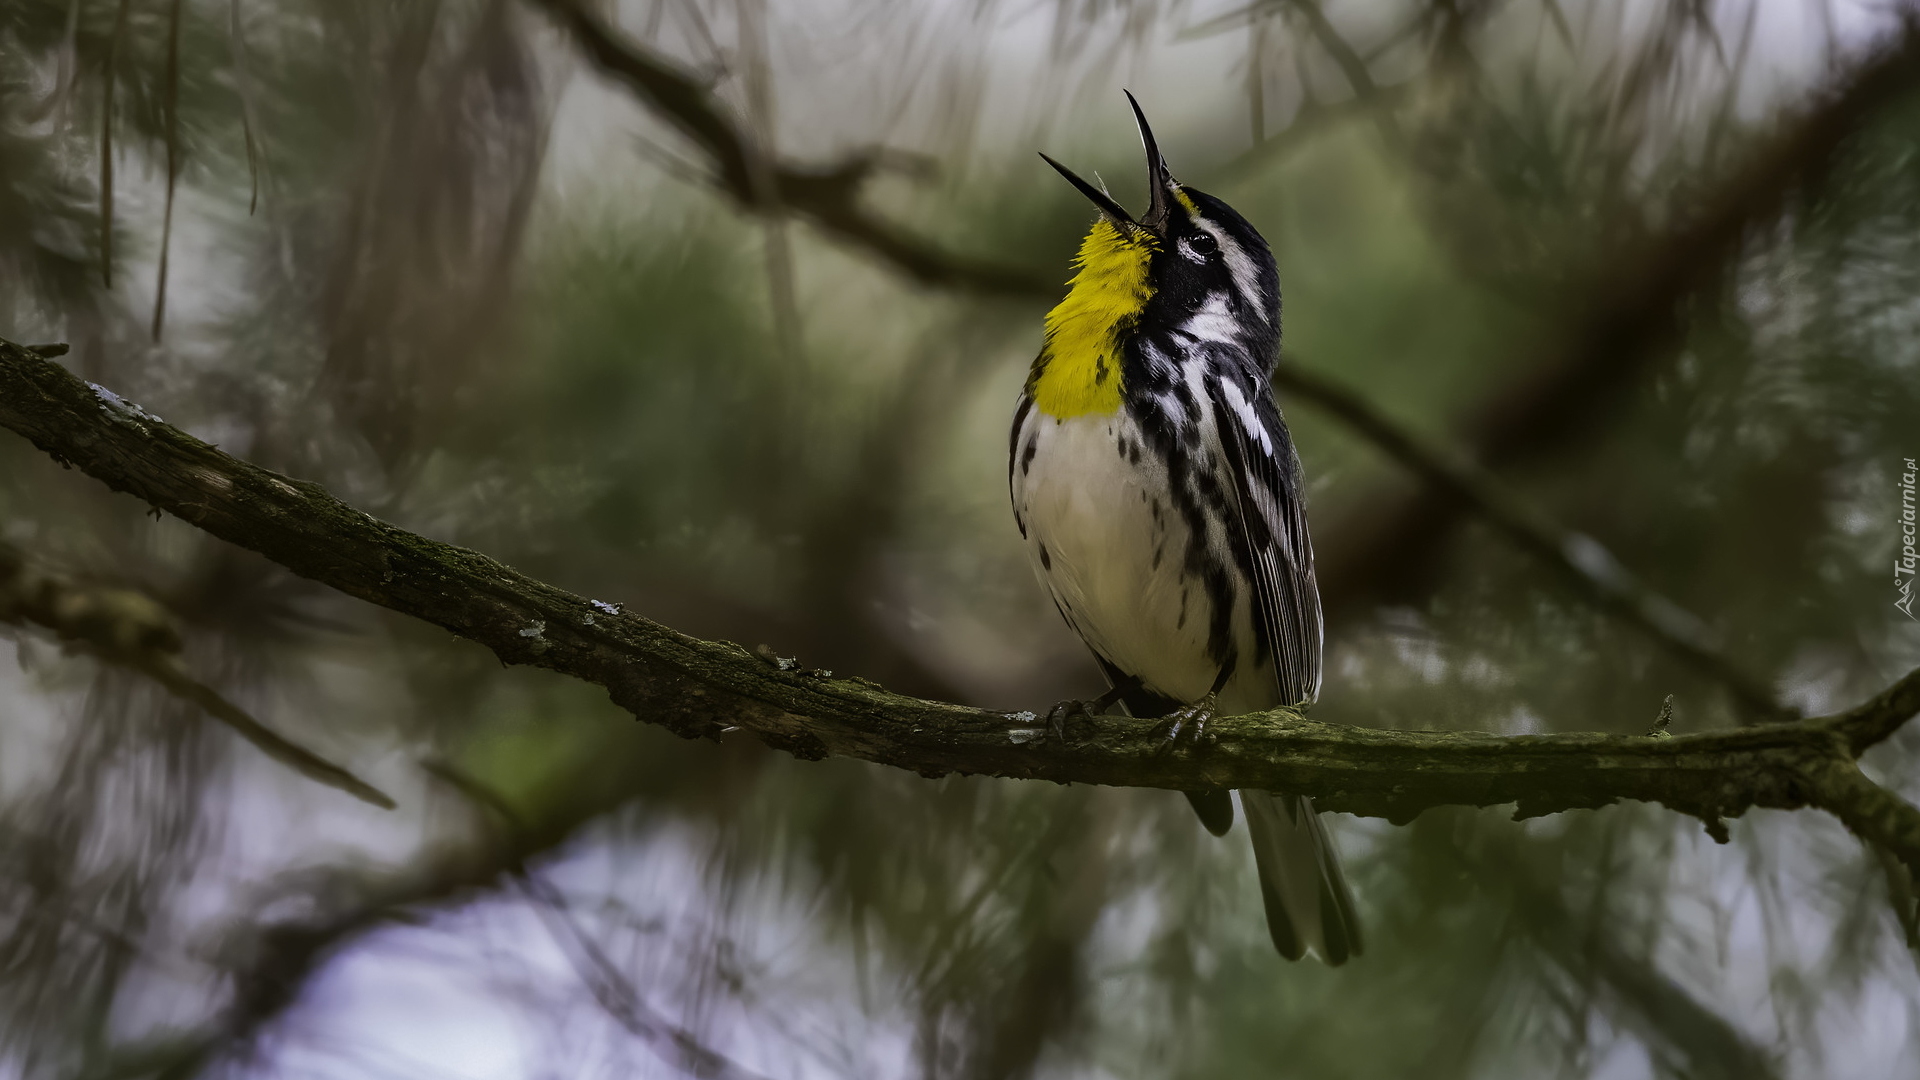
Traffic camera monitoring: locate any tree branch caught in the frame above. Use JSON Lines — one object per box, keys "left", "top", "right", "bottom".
{"left": 0, "top": 535, "right": 395, "bottom": 809}
{"left": 5, "top": 341, "right": 1920, "bottom": 870}
{"left": 1277, "top": 0, "right": 1381, "bottom": 99}
{"left": 525, "top": 0, "right": 1055, "bottom": 297}
{"left": 1805, "top": 757, "right": 1920, "bottom": 874}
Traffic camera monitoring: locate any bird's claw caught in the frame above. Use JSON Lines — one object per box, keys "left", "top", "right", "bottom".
{"left": 1152, "top": 694, "right": 1218, "bottom": 755}
{"left": 1043, "top": 698, "right": 1095, "bottom": 744}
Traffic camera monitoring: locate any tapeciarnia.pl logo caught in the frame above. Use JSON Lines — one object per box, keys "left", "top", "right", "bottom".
{"left": 1900, "top": 457, "right": 1917, "bottom": 620}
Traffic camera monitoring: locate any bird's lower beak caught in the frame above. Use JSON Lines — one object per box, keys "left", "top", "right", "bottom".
{"left": 1040, "top": 152, "right": 1138, "bottom": 233}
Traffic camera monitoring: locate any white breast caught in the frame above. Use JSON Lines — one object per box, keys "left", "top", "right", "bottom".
{"left": 1011, "top": 405, "right": 1228, "bottom": 707}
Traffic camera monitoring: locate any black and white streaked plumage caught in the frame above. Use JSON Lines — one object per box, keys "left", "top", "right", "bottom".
{"left": 1009, "top": 95, "right": 1361, "bottom": 965}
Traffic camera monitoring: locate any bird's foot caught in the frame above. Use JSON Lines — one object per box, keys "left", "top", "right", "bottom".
{"left": 1042, "top": 698, "right": 1103, "bottom": 744}
{"left": 1037, "top": 677, "right": 1140, "bottom": 745}
{"left": 1152, "top": 693, "right": 1218, "bottom": 754}
{"left": 1043, "top": 679, "right": 1139, "bottom": 743}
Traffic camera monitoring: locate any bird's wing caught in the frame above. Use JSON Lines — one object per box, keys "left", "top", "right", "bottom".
{"left": 1206, "top": 361, "right": 1323, "bottom": 707}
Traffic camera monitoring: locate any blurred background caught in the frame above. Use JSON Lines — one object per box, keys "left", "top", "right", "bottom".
{"left": 3, "top": 0, "right": 1920, "bottom": 1076}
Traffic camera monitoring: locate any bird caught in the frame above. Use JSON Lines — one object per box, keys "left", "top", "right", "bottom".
{"left": 1008, "top": 93, "right": 1361, "bottom": 965}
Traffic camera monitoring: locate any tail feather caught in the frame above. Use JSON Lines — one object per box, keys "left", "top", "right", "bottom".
{"left": 1088, "top": 659, "right": 1360, "bottom": 961}
{"left": 1240, "top": 790, "right": 1361, "bottom": 965}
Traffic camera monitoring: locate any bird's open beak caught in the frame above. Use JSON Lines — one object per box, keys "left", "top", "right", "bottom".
{"left": 1126, "top": 91, "right": 1174, "bottom": 234}
{"left": 1039, "top": 152, "right": 1138, "bottom": 232}
{"left": 1039, "top": 91, "right": 1176, "bottom": 239}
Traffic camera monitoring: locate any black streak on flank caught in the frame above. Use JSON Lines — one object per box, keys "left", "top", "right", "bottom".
{"left": 1009, "top": 395, "right": 1033, "bottom": 465}
{"left": 1020, "top": 436, "right": 1037, "bottom": 476}
{"left": 1174, "top": 382, "right": 1204, "bottom": 449}
{"left": 1039, "top": 544, "right": 1052, "bottom": 571}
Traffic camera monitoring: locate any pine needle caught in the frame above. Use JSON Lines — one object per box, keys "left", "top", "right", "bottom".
{"left": 99, "top": 0, "right": 133, "bottom": 290}
{"left": 229, "top": 0, "right": 261, "bottom": 215}
{"left": 151, "top": 0, "right": 185, "bottom": 342}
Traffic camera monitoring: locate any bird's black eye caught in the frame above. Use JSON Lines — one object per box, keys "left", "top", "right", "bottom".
{"left": 1176, "top": 232, "right": 1217, "bottom": 265}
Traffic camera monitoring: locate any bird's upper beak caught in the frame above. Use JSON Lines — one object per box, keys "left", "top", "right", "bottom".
{"left": 1127, "top": 92, "right": 1174, "bottom": 234}
{"left": 1041, "top": 91, "right": 1176, "bottom": 238}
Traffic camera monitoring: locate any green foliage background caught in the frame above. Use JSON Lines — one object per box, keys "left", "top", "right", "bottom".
{"left": 1, "top": 0, "right": 1918, "bottom": 1077}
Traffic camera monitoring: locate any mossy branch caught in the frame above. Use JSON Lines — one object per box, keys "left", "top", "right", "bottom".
{"left": 2, "top": 339, "right": 1917, "bottom": 868}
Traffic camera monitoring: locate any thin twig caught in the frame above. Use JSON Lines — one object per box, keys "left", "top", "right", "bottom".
{"left": 129, "top": 654, "right": 397, "bottom": 809}
{"left": 229, "top": 0, "right": 262, "bottom": 215}
{"left": 1476, "top": 834, "right": 1782, "bottom": 1080}
{"left": 0, "top": 538, "right": 396, "bottom": 809}
{"left": 426, "top": 760, "right": 783, "bottom": 1080}
{"left": 98, "top": 0, "right": 133, "bottom": 290}
{"left": 734, "top": 0, "right": 805, "bottom": 371}
{"left": 1279, "top": 0, "right": 1380, "bottom": 97}
{"left": 151, "top": 0, "right": 184, "bottom": 341}
{"left": 77, "top": 746, "right": 742, "bottom": 1080}
{"left": 517, "top": 873, "right": 779, "bottom": 1080}
{"left": 524, "top": 0, "right": 1055, "bottom": 296}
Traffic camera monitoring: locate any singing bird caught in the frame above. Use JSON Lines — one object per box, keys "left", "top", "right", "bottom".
{"left": 1009, "top": 94, "right": 1361, "bottom": 964}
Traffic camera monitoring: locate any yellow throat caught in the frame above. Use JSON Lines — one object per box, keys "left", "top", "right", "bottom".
{"left": 1029, "top": 220, "right": 1155, "bottom": 419}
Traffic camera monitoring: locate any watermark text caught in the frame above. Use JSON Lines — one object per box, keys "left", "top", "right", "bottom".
{"left": 1899, "top": 457, "right": 1916, "bottom": 620}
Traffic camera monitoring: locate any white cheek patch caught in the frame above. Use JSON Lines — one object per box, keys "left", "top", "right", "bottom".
{"left": 1179, "top": 291, "right": 1239, "bottom": 343}
{"left": 1194, "top": 218, "right": 1267, "bottom": 324}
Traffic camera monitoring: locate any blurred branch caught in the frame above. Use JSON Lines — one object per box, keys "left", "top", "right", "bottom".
{"left": 1476, "top": 834, "right": 1781, "bottom": 1080}
{"left": 6, "top": 345, "right": 1920, "bottom": 872}
{"left": 0, "top": 537, "right": 395, "bottom": 809}
{"left": 517, "top": 870, "right": 779, "bottom": 1080}
{"left": 1198, "top": 0, "right": 1415, "bottom": 179}
{"left": 1278, "top": 0, "right": 1380, "bottom": 99}
{"left": 1317, "top": 19, "right": 1920, "bottom": 619}
{"left": 526, "top": 0, "right": 1055, "bottom": 296}
{"left": 1272, "top": 357, "right": 1788, "bottom": 720}
{"left": 75, "top": 749, "right": 683, "bottom": 1079}
{"left": 428, "top": 762, "right": 782, "bottom": 1080}
{"left": 1219, "top": 80, "right": 1413, "bottom": 180}
{"left": 72, "top": 840, "right": 512, "bottom": 1080}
